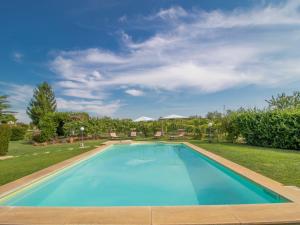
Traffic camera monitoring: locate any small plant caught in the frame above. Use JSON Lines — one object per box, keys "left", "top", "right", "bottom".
{"left": 10, "top": 126, "right": 26, "bottom": 141}
{"left": 0, "top": 125, "right": 12, "bottom": 156}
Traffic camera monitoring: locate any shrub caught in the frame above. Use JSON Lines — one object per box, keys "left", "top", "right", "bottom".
{"left": 24, "top": 129, "right": 34, "bottom": 141}
{"left": 226, "top": 109, "right": 300, "bottom": 150}
{"left": 0, "top": 125, "right": 12, "bottom": 156}
{"left": 223, "top": 112, "right": 242, "bottom": 142}
{"left": 10, "top": 126, "right": 26, "bottom": 141}
{"left": 35, "top": 113, "right": 57, "bottom": 143}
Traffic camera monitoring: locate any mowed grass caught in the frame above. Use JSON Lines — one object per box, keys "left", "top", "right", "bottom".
{"left": 190, "top": 141, "right": 300, "bottom": 187}
{"left": 0, "top": 140, "right": 106, "bottom": 186}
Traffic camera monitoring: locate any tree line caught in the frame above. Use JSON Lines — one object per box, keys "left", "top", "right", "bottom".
{"left": 1, "top": 82, "right": 300, "bottom": 154}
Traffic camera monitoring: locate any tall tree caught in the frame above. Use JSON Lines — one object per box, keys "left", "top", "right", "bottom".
{"left": 266, "top": 91, "right": 300, "bottom": 110}
{"left": 0, "top": 95, "right": 16, "bottom": 123}
{"left": 0, "top": 95, "right": 10, "bottom": 115}
{"left": 27, "top": 82, "right": 57, "bottom": 125}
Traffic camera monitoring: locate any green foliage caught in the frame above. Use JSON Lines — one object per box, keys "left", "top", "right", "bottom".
{"left": 62, "top": 116, "right": 213, "bottom": 139}
{"left": 266, "top": 91, "right": 300, "bottom": 110}
{"left": 34, "top": 113, "right": 57, "bottom": 143}
{"left": 33, "top": 112, "right": 90, "bottom": 142}
{"left": 0, "top": 114, "right": 17, "bottom": 124}
{"left": 52, "top": 112, "right": 74, "bottom": 136}
{"left": 0, "top": 95, "right": 16, "bottom": 124}
{"left": 225, "top": 109, "right": 300, "bottom": 150}
{"left": 0, "top": 125, "right": 11, "bottom": 155}
{"left": 206, "top": 111, "right": 223, "bottom": 120}
{"left": 10, "top": 126, "right": 26, "bottom": 141}
{"left": 27, "top": 82, "right": 57, "bottom": 125}
{"left": 0, "top": 95, "right": 10, "bottom": 115}
{"left": 222, "top": 112, "right": 241, "bottom": 142}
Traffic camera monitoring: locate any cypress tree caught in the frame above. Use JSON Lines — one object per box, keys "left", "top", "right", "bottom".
{"left": 27, "top": 82, "right": 57, "bottom": 125}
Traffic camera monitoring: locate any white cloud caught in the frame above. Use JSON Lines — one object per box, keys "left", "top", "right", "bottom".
{"left": 0, "top": 82, "right": 33, "bottom": 123}
{"left": 3, "top": 2, "right": 300, "bottom": 121}
{"left": 194, "top": 1, "right": 300, "bottom": 29}
{"left": 125, "top": 89, "right": 144, "bottom": 96}
{"left": 50, "top": 1, "right": 300, "bottom": 110}
{"left": 119, "top": 15, "right": 127, "bottom": 23}
{"left": 148, "top": 6, "right": 187, "bottom": 20}
{"left": 56, "top": 98, "right": 121, "bottom": 116}
{"left": 0, "top": 81, "right": 121, "bottom": 122}
{"left": 12, "top": 52, "right": 23, "bottom": 63}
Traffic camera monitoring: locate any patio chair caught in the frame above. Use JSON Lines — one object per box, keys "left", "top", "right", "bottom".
{"left": 109, "top": 132, "right": 120, "bottom": 139}
{"left": 177, "top": 130, "right": 185, "bottom": 138}
{"left": 169, "top": 129, "right": 185, "bottom": 140}
{"left": 154, "top": 131, "right": 162, "bottom": 139}
{"left": 130, "top": 131, "right": 137, "bottom": 138}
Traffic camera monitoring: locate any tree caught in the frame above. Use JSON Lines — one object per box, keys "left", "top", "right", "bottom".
{"left": 0, "top": 95, "right": 13, "bottom": 115}
{"left": 33, "top": 112, "right": 57, "bottom": 142}
{"left": 266, "top": 92, "right": 300, "bottom": 110}
{"left": 0, "top": 125, "right": 11, "bottom": 155}
{"left": 0, "top": 95, "right": 16, "bottom": 123}
{"left": 1, "top": 114, "right": 17, "bottom": 124}
{"left": 206, "top": 111, "right": 223, "bottom": 120}
{"left": 27, "top": 82, "right": 57, "bottom": 125}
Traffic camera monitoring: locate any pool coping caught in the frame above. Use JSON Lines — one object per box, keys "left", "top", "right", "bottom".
{"left": 0, "top": 140, "right": 299, "bottom": 225}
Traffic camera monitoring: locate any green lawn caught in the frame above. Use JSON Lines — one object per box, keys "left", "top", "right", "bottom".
{"left": 190, "top": 141, "right": 300, "bottom": 187}
{"left": 0, "top": 140, "right": 106, "bottom": 186}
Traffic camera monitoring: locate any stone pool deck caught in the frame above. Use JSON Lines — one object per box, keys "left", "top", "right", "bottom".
{"left": 0, "top": 141, "right": 300, "bottom": 225}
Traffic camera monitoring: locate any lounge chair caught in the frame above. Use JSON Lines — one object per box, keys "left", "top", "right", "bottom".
{"left": 169, "top": 130, "right": 185, "bottom": 140}
{"left": 130, "top": 131, "right": 137, "bottom": 138}
{"left": 177, "top": 130, "right": 185, "bottom": 138}
{"left": 154, "top": 131, "right": 162, "bottom": 139}
{"left": 109, "top": 132, "right": 120, "bottom": 139}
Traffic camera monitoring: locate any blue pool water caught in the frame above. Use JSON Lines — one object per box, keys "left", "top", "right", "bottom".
{"left": 0, "top": 143, "right": 288, "bottom": 206}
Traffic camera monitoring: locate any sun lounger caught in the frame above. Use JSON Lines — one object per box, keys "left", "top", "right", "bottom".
{"left": 109, "top": 132, "right": 120, "bottom": 139}
{"left": 169, "top": 130, "right": 185, "bottom": 140}
{"left": 154, "top": 131, "right": 162, "bottom": 138}
{"left": 130, "top": 131, "right": 137, "bottom": 138}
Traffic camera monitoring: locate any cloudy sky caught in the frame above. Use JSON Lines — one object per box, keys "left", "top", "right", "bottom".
{"left": 0, "top": 0, "right": 300, "bottom": 122}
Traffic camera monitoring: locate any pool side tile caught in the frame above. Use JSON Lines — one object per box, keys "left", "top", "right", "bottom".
{"left": 151, "top": 206, "right": 240, "bottom": 225}
{"left": 0, "top": 206, "right": 10, "bottom": 217}
{"left": 0, "top": 206, "right": 152, "bottom": 225}
{"left": 66, "top": 207, "right": 151, "bottom": 225}
{"left": 229, "top": 203, "right": 300, "bottom": 224}
{"left": 0, "top": 207, "right": 72, "bottom": 224}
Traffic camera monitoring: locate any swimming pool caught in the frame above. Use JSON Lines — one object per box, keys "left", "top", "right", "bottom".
{"left": 0, "top": 143, "right": 288, "bottom": 206}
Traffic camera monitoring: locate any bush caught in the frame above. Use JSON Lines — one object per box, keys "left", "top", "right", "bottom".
{"left": 10, "top": 126, "right": 26, "bottom": 141}
{"left": 226, "top": 109, "right": 300, "bottom": 150}
{"left": 35, "top": 113, "right": 57, "bottom": 143}
{"left": 0, "top": 125, "right": 12, "bottom": 156}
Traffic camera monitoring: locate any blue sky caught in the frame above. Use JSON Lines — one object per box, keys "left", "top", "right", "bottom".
{"left": 0, "top": 0, "right": 300, "bottom": 122}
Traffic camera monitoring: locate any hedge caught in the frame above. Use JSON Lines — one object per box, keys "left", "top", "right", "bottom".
{"left": 227, "top": 109, "right": 300, "bottom": 150}
{"left": 10, "top": 126, "right": 26, "bottom": 141}
{"left": 0, "top": 125, "right": 12, "bottom": 156}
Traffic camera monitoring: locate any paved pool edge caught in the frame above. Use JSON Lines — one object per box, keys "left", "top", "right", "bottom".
{"left": 0, "top": 140, "right": 300, "bottom": 225}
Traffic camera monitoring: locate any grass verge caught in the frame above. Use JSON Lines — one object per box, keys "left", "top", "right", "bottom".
{"left": 0, "top": 140, "right": 106, "bottom": 186}
{"left": 191, "top": 141, "right": 300, "bottom": 187}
